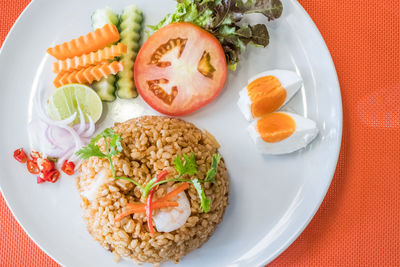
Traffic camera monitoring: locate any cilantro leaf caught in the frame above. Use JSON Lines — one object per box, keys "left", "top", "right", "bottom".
{"left": 205, "top": 153, "right": 221, "bottom": 183}
{"left": 109, "top": 133, "right": 122, "bottom": 156}
{"left": 76, "top": 128, "right": 145, "bottom": 191}
{"left": 192, "top": 178, "right": 211, "bottom": 213}
{"left": 173, "top": 153, "right": 198, "bottom": 176}
{"left": 78, "top": 128, "right": 123, "bottom": 158}
{"left": 173, "top": 155, "right": 184, "bottom": 174}
{"left": 75, "top": 143, "right": 106, "bottom": 160}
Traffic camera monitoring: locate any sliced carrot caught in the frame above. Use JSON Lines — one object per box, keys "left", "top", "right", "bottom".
{"left": 126, "top": 202, "right": 145, "bottom": 209}
{"left": 47, "top": 24, "right": 120, "bottom": 60}
{"left": 52, "top": 43, "right": 127, "bottom": 73}
{"left": 53, "top": 61, "right": 124, "bottom": 88}
{"left": 114, "top": 207, "right": 143, "bottom": 223}
{"left": 127, "top": 201, "right": 179, "bottom": 213}
{"left": 53, "top": 72, "right": 64, "bottom": 88}
{"left": 156, "top": 182, "right": 189, "bottom": 202}
{"left": 115, "top": 201, "right": 178, "bottom": 223}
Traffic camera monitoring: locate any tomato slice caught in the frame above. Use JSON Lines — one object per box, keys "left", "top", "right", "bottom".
{"left": 134, "top": 22, "right": 227, "bottom": 116}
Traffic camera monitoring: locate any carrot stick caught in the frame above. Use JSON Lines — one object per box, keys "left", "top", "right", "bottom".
{"left": 47, "top": 24, "right": 120, "bottom": 60}
{"left": 126, "top": 202, "right": 145, "bottom": 209}
{"left": 115, "top": 201, "right": 178, "bottom": 223}
{"left": 53, "top": 60, "right": 124, "bottom": 88}
{"left": 156, "top": 182, "right": 189, "bottom": 202}
{"left": 52, "top": 43, "right": 127, "bottom": 73}
{"left": 130, "top": 201, "right": 179, "bottom": 214}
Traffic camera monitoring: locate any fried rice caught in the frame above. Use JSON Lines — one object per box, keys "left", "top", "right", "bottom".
{"left": 76, "top": 116, "right": 229, "bottom": 265}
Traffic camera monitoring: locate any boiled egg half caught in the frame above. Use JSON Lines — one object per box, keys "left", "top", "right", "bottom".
{"left": 237, "top": 69, "right": 303, "bottom": 121}
{"left": 248, "top": 112, "right": 318, "bottom": 154}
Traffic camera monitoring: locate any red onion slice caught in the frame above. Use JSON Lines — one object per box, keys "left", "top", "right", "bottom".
{"left": 81, "top": 115, "right": 95, "bottom": 138}
{"left": 76, "top": 105, "right": 86, "bottom": 135}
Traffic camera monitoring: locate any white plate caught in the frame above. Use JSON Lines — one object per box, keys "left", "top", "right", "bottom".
{"left": 0, "top": 0, "right": 342, "bottom": 266}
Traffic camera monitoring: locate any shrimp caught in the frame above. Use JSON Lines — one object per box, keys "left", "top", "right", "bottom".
{"left": 153, "top": 190, "right": 191, "bottom": 232}
{"left": 81, "top": 169, "right": 112, "bottom": 201}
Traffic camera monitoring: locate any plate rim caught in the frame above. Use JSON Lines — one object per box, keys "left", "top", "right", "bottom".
{"left": 0, "top": 0, "right": 343, "bottom": 266}
{"left": 259, "top": 0, "right": 343, "bottom": 265}
{"left": 0, "top": 1, "right": 65, "bottom": 266}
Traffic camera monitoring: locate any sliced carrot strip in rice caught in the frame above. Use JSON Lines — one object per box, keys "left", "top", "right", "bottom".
{"left": 52, "top": 43, "right": 127, "bottom": 73}
{"left": 115, "top": 201, "right": 179, "bottom": 223}
{"left": 156, "top": 182, "right": 189, "bottom": 202}
{"left": 47, "top": 24, "right": 120, "bottom": 60}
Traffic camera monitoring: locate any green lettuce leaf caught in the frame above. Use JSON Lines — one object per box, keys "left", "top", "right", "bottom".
{"left": 149, "top": 0, "right": 282, "bottom": 68}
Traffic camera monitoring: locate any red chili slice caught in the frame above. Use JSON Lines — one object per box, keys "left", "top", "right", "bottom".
{"left": 13, "top": 148, "right": 28, "bottom": 163}
{"left": 38, "top": 158, "right": 55, "bottom": 173}
{"left": 30, "top": 151, "right": 42, "bottom": 162}
{"left": 145, "top": 169, "right": 169, "bottom": 235}
{"left": 44, "top": 169, "right": 60, "bottom": 183}
{"left": 61, "top": 160, "right": 75, "bottom": 175}
{"left": 37, "top": 177, "right": 46, "bottom": 184}
{"left": 27, "top": 160, "right": 40, "bottom": 174}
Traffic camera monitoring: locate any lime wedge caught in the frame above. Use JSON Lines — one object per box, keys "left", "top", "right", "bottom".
{"left": 47, "top": 84, "right": 103, "bottom": 124}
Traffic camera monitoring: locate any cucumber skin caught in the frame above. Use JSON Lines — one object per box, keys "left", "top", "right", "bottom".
{"left": 91, "top": 7, "right": 119, "bottom": 30}
{"left": 91, "top": 7, "right": 119, "bottom": 101}
{"left": 116, "top": 5, "right": 143, "bottom": 99}
{"left": 92, "top": 76, "right": 117, "bottom": 102}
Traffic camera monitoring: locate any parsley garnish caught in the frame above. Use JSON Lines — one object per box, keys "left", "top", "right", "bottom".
{"left": 76, "top": 128, "right": 144, "bottom": 190}
{"left": 205, "top": 153, "right": 221, "bottom": 183}
{"left": 192, "top": 178, "right": 211, "bottom": 213}
{"left": 173, "top": 153, "right": 198, "bottom": 176}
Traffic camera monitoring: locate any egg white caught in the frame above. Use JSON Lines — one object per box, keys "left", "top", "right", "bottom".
{"left": 237, "top": 69, "right": 303, "bottom": 121}
{"left": 248, "top": 112, "right": 319, "bottom": 155}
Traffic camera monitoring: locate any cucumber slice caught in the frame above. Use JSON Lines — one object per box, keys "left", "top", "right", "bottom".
{"left": 91, "top": 7, "right": 119, "bottom": 102}
{"left": 116, "top": 5, "right": 143, "bottom": 99}
{"left": 92, "top": 76, "right": 117, "bottom": 102}
{"left": 91, "top": 7, "right": 119, "bottom": 30}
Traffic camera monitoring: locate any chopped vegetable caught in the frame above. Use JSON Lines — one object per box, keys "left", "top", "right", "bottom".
{"left": 52, "top": 43, "right": 127, "bottom": 74}
{"left": 135, "top": 22, "right": 227, "bottom": 116}
{"left": 43, "top": 169, "right": 60, "bottom": 183}
{"left": 13, "top": 148, "right": 28, "bottom": 163}
{"left": 173, "top": 153, "right": 198, "bottom": 176}
{"left": 156, "top": 182, "right": 189, "bottom": 202}
{"left": 92, "top": 75, "right": 118, "bottom": 102}
{"left": 205, "top": 153, "right": 221, "bottom": 183}
{"left": 115, "top": 201, "right": 179, "bottom": 223}
{"left": 53, "top": 60, "right": 124, "bottom": 88}
{"left": 30, "top": 150, "right": 43, "bottom": 161}
{"left": 61, "top": 160, "right": 75, "bottom": 175}
{"left": 27, "top": 160, "right": 40, "bottom": 174}
{"left": 192, "top": 178, "right": 211, "bottom": 213}
{"left": 91, "top": 6, "right": 119, "bottom": 31}
{"left": 14, "top": 147, "right": 66, "bottom": 184}
{"left": 76, "top": 128, "right": 144, "bottom": 189}
{"left": 116, "top": 5, "right": 143, "bottom": 99}
{"left": 91, "top": 7, "right": 120, "bottom": 102}
{"left": 146, "top": 170, "right": 168, "bottom": 235}
{"left": 47, "top": 24, "right": 120, "bottom": 60}
{"left": 150, "top": 0, "right": 283, "bottom": 69}
{"left": 37, "top": 158, "right": 55, "bottom": 173}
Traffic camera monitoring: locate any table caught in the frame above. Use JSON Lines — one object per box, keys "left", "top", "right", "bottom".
{"left": 1, "top": 0, "right": 399, "bottom": 266}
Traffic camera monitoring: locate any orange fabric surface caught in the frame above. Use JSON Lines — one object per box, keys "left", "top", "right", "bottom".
{"left": 1, "top": 0, "right": 399, "bottom": 266}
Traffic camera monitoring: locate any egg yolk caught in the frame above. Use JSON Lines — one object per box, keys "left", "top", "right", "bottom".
{"left": 247, "top": 76, "right": 287, "bottom": 118}
{"left": 257, "top": 113, "right": 296, "bottom": 143}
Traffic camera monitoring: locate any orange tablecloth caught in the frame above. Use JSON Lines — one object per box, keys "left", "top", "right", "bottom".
{"left": 1, "top": 0, "right": 399, "bottom": 266}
